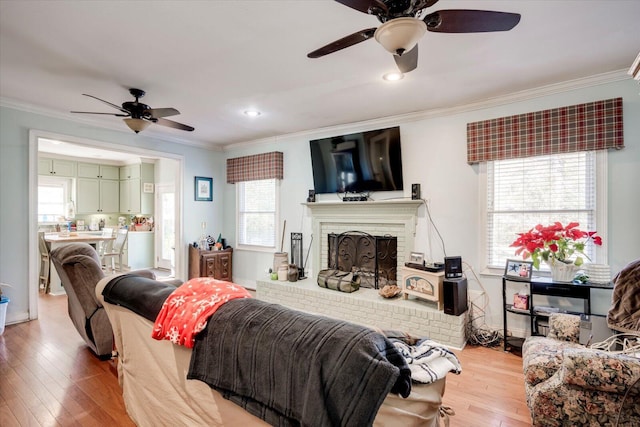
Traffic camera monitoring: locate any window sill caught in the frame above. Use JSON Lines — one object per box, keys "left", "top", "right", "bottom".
{"left": 236, "top": 244, "right": 277, "bottom": 254}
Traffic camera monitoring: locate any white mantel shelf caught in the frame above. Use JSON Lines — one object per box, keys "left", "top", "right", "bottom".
{"left": 303, "top": 199, "right": 422, "bottom": 282}
{"left": 303, "top": 199, "right": 422, "bottom": 212}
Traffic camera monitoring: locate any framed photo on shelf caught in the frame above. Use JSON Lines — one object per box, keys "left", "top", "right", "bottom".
{"left": 409, "top": 252, "right": 424, "bottom": 264}
{"left": 194, "top": 176, "right": 213, "bottom": 201}
{"left": 504, "top": 258, "right": 533, "bottom": 281}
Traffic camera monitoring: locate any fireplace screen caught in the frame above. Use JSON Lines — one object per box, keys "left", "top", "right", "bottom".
{"left": 327, "top": 231, "right": 397, "bottom": 289}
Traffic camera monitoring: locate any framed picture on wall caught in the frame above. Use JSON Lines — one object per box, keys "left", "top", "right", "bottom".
{"left": 195, "top": 176, "right": 213, "bottom": 201}
{"left": 504, "top": 259, "right": 533, "bottom": 281}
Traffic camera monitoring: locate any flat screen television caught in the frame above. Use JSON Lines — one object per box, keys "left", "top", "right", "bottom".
{"left": 309, "top": 126, "right": 404, "bottom": 194}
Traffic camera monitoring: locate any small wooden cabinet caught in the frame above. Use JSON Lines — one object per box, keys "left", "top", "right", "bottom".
{"left": 188, "top": 244, "right": 233, "bottom": 281}
{"left": 399, "top": 267, "right": 444, "bottom": 310}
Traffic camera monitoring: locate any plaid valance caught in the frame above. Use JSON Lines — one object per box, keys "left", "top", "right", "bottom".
{"left": 466, "top": 98, "right": 624, "bottom": 164}
{"left": 226, "top": 151, "right": 283, "bottom": 184}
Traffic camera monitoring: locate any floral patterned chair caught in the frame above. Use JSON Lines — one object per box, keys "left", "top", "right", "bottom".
{"left": 522, "top": 313, "right": 640, "bottom": 426}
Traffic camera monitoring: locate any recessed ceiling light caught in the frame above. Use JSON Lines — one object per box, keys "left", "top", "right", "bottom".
{"left": 382, "top": 72, "right": 404, "bottom": 81}
{"left": 243, "top": 110, "right": 261, "bottom": 117}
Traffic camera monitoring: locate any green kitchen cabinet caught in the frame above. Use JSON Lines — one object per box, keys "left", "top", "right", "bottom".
{"left": 38, "top": 157, "right": 76, "bottom": 177}
{"left": 77, "top": 178, "right": 119, "bottom": 214}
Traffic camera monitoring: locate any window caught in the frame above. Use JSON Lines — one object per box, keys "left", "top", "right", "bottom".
{"left": 485, "top": 151, "right": 604, "bottom": 270}
{"left": 38, "top": 176, "right": 71, "bottom": 223}
{"left": 237, "top": 178, "right": 279, "bottom": 249}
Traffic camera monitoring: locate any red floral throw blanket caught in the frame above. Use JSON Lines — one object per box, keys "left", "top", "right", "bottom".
{"left": 152, "top": 277, "right": 252, "bottom": 348}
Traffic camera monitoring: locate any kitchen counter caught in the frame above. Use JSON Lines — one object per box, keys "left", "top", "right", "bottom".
{"left": 45, "top": 233, "right": 115, "bottom": 295}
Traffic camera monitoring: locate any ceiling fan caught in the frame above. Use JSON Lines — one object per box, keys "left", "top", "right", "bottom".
{"left": 307, "top": 0, "right": 521, "bottom": 73}
{"left": 71, "top": 88, "right": 194, "bottom": 133}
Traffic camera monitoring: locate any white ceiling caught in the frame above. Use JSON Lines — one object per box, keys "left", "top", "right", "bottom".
{"left": 1, "top": 0, "right": 639, "bottom": 151}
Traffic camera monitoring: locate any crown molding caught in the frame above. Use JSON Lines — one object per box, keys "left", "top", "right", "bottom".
{"left": 0, "top": 96, "right": 222, "bottom": 152}
{"left": 222, "top": 69, "right": 630, "bottom": 151}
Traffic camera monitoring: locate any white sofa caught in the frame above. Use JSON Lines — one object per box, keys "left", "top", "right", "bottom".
{"left": 96, "top": 275, "right": 449, "bottom": 427}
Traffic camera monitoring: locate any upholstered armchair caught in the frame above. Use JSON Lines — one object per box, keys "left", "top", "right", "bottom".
{"left": 522, "top": 313, "right": 640, "bottom": 426}
{"left": 50, "top": 242, "right": 156, "bottom": 359}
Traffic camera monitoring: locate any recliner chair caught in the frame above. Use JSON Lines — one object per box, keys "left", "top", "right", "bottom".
{"left": 49, "top": 242, "right": 155, "bottom": 359}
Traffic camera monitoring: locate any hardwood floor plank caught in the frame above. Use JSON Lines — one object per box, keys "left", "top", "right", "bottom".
{"left": 4, "top": 396, "right": 42, "bottom": 427}
{"left": 0, "top": 294, "right": 533, "bottom": 426}
{"left": 0, "top": 401, "right": 22, "bottom": 427}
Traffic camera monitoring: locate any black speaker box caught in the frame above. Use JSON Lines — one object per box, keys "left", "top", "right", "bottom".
{"left": 443, "top": 277, "right": 468, "bottom": 316}
{"left": 411, "top": 183, "right": 421, "bottom": 200}
{"left": 444, "top": 256, "right": 462, "bottom": 279}
{"left": 307, "top": 189, "right": 315, "bottom": 203}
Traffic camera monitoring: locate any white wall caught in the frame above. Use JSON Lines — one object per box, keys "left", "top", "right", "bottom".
{"left": 0, "top": 106, "right": 223, "bottom": 324}
{"left": 223, "top": 77, "right": 640, "bottom": 332}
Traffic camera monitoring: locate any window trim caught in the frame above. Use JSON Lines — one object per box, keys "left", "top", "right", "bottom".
{"left": 479, "top": 150, "right": 607, "bottom": 276}
{"left": 235, "top": 178, "right": 281, "bottom": 253}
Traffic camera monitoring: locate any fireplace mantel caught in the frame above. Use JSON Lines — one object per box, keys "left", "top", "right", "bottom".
{"left": 303, "top": 200, "right": 422, "bottom": 279}
{"left": 303, "top": 199, "right": 422, "bottom": 214}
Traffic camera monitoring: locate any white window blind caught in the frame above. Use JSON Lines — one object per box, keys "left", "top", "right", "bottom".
{"left": 487, "top": 151, "right": 597, "bottom": 269}
{"left": 237, "top": 178, "right": 278, "bottom": 248}
{"left": 38, "top": 176, "right": 70, "bottom": 223}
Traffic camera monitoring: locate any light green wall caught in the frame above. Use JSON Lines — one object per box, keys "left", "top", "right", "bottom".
{"left": 2, "top": 78, "right": 638, "bottom": 330}
{"left": 222, "top": 78, "right": 640, "bottom": 330}
{"left": 0, "top": 106, "right": 224, "bottom": 323}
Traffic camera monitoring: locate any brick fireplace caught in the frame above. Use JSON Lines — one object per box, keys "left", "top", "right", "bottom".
{"left": 305, "top": 200, "right": 421, "bottom": 279}
{"left": 255, "top": 200, "right": 468, "bottom": 349}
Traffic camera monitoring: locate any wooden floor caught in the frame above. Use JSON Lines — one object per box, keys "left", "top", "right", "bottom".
{"left": 0, "top": 293, "right": 532, "bottom": 426}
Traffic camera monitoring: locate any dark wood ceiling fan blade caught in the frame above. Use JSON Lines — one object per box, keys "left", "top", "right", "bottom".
{"left": 424, "top": 10, "right": 521, "bottom": 33}
{"left": 145, "top": 107, "right": 180, "bottom": 118}
{"left": 70, "top": 111, "right": 129, "bottom": 117}
{"left": 308, "top": 28, "right": 377, "bottom": 58}
{"left": 335, "top": 0, "right": 388, "bottom": 15}
{"left": 155, "top": 118, "right": 194, "bottom": 132}
{"left": 81, "top": 93, "right": 130, "bottom": 114}
{"left": 394, "top": 44, "right": 418, "bottom": 73}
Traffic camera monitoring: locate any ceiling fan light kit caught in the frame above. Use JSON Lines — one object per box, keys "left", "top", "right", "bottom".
{"left": 124, "top": 118, "right": 151, "bottom": 133}
{"left": 374, "top": 18, "right": 426, "bottom": 55}
{"left": 71, "top": 88, "right": 194, "bottom": 134}
{"left": 308, "top": 0, "right": 521, "bottom": 74}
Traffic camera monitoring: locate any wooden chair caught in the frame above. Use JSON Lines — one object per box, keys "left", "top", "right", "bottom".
{"left": 101, "top": 228, "right": 128, "bottom": 273}
{"left": 38, "top": 231, "right": 51, "bottom": 293}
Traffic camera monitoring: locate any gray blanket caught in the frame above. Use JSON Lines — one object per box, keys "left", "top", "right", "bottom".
{"left": 187, "top": 298, "right": 411, "bottom": 427}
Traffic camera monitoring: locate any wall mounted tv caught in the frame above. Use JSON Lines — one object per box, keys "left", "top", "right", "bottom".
{"left": 309, "top": 126, "right": 404, "bottom": 194}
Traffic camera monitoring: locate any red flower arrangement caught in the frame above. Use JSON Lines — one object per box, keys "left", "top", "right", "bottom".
{"left": 511, "top": 222, "right": 602, "bottom": 269}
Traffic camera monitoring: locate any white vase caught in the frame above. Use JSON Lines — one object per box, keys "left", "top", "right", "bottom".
{"left": 547, "top": 260, "right": 579, "bottom": 282}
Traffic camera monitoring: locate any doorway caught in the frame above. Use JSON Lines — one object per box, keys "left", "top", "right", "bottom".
{"left": 156, "top": 183, "right": 176, "bottom": 274}
{"left": 29, "top": 130, "right": 184, "bottom": 319}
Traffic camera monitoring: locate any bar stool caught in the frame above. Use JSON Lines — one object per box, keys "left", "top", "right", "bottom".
{"left": 101, "top": 228, "right": 128, "bottom": 273}
{"left": 38, "top": 231, "right": 51, "bottom": 293}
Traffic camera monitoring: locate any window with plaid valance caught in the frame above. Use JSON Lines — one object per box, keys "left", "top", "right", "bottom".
{"left": 226, "top": 151, "right": 283, "bottom": 184}
{"left": 466, "top": 98, "right": 623, "bottom": 164}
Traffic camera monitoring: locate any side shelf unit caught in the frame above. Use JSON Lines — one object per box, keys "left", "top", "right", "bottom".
{"left": 502, "top": 276, "right": 613, "bottom": 353}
